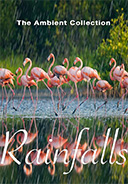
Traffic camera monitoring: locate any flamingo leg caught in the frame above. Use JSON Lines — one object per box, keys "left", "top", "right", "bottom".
{"left": 96, "top": 92, "right": 107, "bottom": 111}
{"left": 2, "top": 120, "right": 8, "bottom": 135}
{"left": 59, "top": 86, "right": 67, "bottom": 109}
{"left": 59, "top": 76, "right": 73, "bottom": 111}
{"left": 28, "top": 117, "right": 38, "bottom": 149}
{"left": 89, "top": 81, "right": 96, "bottom": 109}
{"left": 57, "top": 87, "right": 61, "bottom": 111}
{"left": 51, "top": 119, "right": 57, "bottom": 138}
{"left": 7, "top": 84, "right": 15, "bottom": 96}
{"left": 66, "top": 119, "right": 79, "bottom": 133}
{"left": 34, "top": 83, "right": 38, "bottom": 113}
{"left": 117, "top": 89, "right": 128, "bottom": 108}
{"left": 28, "top": 87, "right": 34, "bottom": 105}
{"left": 7, "top": 84, "right": 15, "bottom": 107}
{"left": 33, "top": 117, "right": 38, "bottom": 150}
{"left": 8, "top": 138, "right": 15, "bottom": 151}
{"left": 3, "top": 86, "right": 9, "bottom": 114}
{"left": 28, "top": 118, "right": 33, "bottom": 132}
{"left": 63, "top": 76, "right": 73, "bottom": 90}
{"left": 3, "top": 84, "right": 15, "bottom": 112}
{"left": 21, "top": 118, "right": 26, "bottom": 129}
{"left": 4, "top": 86, "right": 8, "bottom": 102}
{"left": 42, "top": 80, "right": 58, "bottom": 116}
{"left": 124, "top": 108, "right": 128, "bottom": 114}
{"left": 0, "top": 86, "right": 4, "bottom": 111}
{"left": 62, "top": 82, "right": 79, "bottom": 111}
{"left": 72, "top": 81, "right": 89, "bottom": 114}
{"left": 17, "top": 86, "right": 26, "bottom": 110}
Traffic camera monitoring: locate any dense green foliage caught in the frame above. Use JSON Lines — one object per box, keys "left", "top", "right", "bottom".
{"left": 0, "top": 0, "right": 128, "bottom": 87}
{"left": 97, "top": 10, "right": 128, "bottom": 81}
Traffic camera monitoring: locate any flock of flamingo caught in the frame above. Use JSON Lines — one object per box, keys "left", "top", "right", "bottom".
{"left": 0, "top": 54, "right": 128, "bottom": 115}
{"left": 0, "top": 55, "right": 128, "bottom": 178}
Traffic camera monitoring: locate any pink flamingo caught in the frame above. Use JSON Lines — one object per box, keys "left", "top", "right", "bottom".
{"left": 47, "top": 76, "right": 66, "bottom": 110}
{"left": 109, "top": 58, "right": 128, "bottom": 81}
{"left": 93, "top": 78, "right": 112, "bottom": 110}
{"left": 15, "top": 67, "right": 37, "bottom": 110}
{"left": 0, "top": 68, "right": 15, "bottom": 96}
{"left": 0, "top": 68, "right": 15, "bottom": 81}
{"left": 72, "top": 59, "right": 101, "bottom": 114}
{"left": 48, "top": 58, "right": 69, "bottom": 110}
{"left": 48, "top": 54, "right": 80, "bottom": 110}
{"left": 23, "top": 58, "right": 58, "bottom": 115}
{"left": 118, "top": 64, "right": 128, "bottom": 113}
{"left": 0, "top": 79, "right": 14, "bottom": 110}
{"left": 0, "top": 68, "right": 15, "bottom": 110}
{"left": 48, "top": 53, "right": 78, "bottom": 86}
{"left": 48, "top": 53, "right": 68, "bottom": 79}
{"left": 62, "top": 57, "right": 83, "bottom": 111}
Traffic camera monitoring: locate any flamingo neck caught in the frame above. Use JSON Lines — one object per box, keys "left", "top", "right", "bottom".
{"left": 17, "top": 133, "right": 22, "bottom": 145}
{"left": 17, "top": 69, "right": 22, "bottom": 86}
{"left": 64, "top": 59, "right": 69, "bottom": 70}
{"left": 93, "top": 138, "right": 97, "bottom": 149}
{"left": 48, "top": 55, "right": 55, "bottom": 78}
{"left": 75, "top": 58, "right": 83, "bottom": 81}
{"left": 110, "top": 139, "right": 113, "bottom": 149}
{"left": 48, "top": 150, "right": 55, "bottom": 175}
{"left": 110, "top": 59, "right": 116, "bottom": 81}
{"left": 93, "top": 78, "right": 96, "bottom": 90}
{"left": 26, "top": 59, "right": 32, "bottom": 81}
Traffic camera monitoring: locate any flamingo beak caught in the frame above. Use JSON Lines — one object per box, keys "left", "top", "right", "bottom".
{"left": 47, "top": 56, "right": 50, "bottom": 61}
{"left": 15, "top": 69, "right": 18, "bottom": 75}
{"left": 73, "top": 60, "right": 76, "bottom": 66}
{"left": 62, "top": 60, "right": 64, "bottom": 66}
{"left": 109, "top": 61, "right": 111, "bottom": 66}
{"left": 23, "top": 60, "right": 26, "bottom": 68}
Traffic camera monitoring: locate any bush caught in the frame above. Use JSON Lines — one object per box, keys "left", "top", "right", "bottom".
{"left": 96, "top": 10, "right": 128, "bottom": 80}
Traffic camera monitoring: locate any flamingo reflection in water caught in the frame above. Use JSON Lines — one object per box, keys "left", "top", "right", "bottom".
{"left": 0, "top": 133, "right": 15, "bottom": 166}
{"left": 110, "top": 127, "right": 128, "bottom": 167}
{"left": 16, "top": 117, "right": 38, "bottom": 153}
{"left": 0, "top": 149, "right": 14, "bottom": 166}
{"left": 93, "top": 126, "right": 113, "bottom": 148}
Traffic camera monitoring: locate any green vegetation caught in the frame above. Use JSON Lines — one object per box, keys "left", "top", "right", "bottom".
{"left": 96, "top": 10, "right": 128, "bottom": 81}
{"left": 0, "top": 1, "right": 128, "bottom": 90}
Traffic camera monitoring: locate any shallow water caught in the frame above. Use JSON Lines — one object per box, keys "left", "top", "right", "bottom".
{"left": 0, "top": 97, "right": 128, "bottom": 118}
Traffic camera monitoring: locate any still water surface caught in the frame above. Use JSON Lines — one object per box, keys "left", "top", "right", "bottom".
{"left": 0, "top": 97, "right": 127, "bottom": 184}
